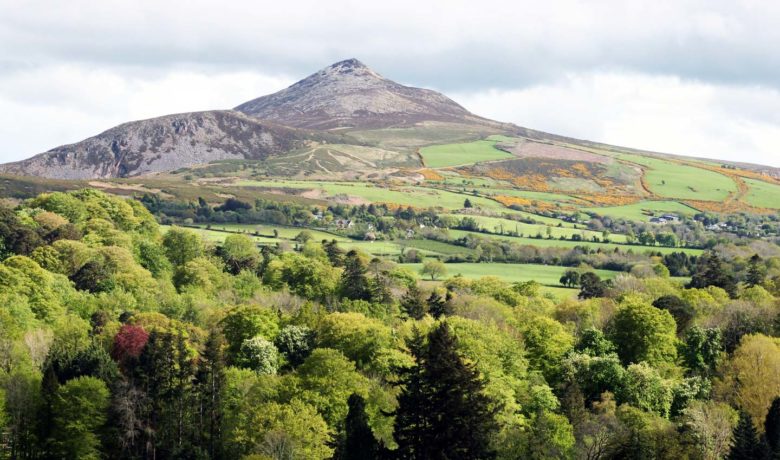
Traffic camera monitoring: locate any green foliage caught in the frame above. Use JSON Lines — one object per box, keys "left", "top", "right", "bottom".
{"left": 219, "top": 234, "right": 260, "bottom": 274}
{"left": 607, "top": 296, "right": 678, "bottom": 366}
{"left": 729, "top": 410, "right": 767, "bottom": 460}
{"left": 316, "top": 312, "right": 393, "bottom": 373}
{"left": 162, "top": 226, "right": 203, "bottom": 266}
{"left": 220, "top": 305, "right": 280, "bottom": 361}
{"left": 50, "top": 376, "right": 110, "bottom": 460}
{"left": 274, "top": 325, "right": 315, "bottom": 367}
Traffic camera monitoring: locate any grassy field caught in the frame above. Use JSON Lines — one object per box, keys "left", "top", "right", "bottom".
{"left": 450, "top": 214, "right": 628, "bottom": 243}
{"left": 617, "top": 154, "right": 737, "bottom": 201}
{"left": 582, "top": 200, "right": 700, "bottom": 221}
{"left": 236, "top": 180, "right": 504, "bottom": 211}
{"left": 448, "top": 229, "right": 704, "bottom": 255}
{"left": 419, "top": 139, "right": 515, "bottom": 168}
{"left": 403, "top": 262, "right": 619, "bottom": 287}
{"left": 743, "top": 178, "right": 780, "bottom": 209}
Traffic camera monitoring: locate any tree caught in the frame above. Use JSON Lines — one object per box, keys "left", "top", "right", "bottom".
{"left": 339, "top": 393, "right": 382, "bottom": 460}
{"left": 49, "top": 376, "right": 110, "bottom": 459}
{"left": 578, "top": 272, "right": 607, "bottom": 299}
{"left": 680, "top": 401, "right": 738, "bottom": 460}
{"left": 765, "top": 397, "right": 780, "bottom": 456}
{"left": 746, "top": 254, "right": 766, "bottom": 288}
{"left": 420, "top": 259, "right": 447, "bottom": 281}
{"left": 162, "top": 227, "right": 202, "bottom": 266}
{"left": 427, "top": 289, "right": 452, "bottom": 319}
{"left": 606, "top": 296, "right": 678, "bottom": 366}
{"left": 464, "top": 198, "right": 473, "bottom": 208}
{"left": 111, "top": 324, "right": 149, "bottom": 370}
{"left": 340, "top": 250, "right": 373, "bottom": 301}
{"left": 274, "top": 325, "right": 315, "bottom": 367}
{"left": 680, "top": 326, "right": 722, "bottom": 376}
{"left": 716, "top": 334, "right": 780, "bottom": 432}
{"left": 560, "top": 269, "right": 580, "bottom": 288}
{"left": 728, "top": 410, "right": 767, "bottom": 460}
{"left": 688, "top": 251, "right": 737, "bottom": 298}
{"left": 196, "top": 330, "right": 226, "bottom": 459}
{"left": 393, "top": 322, "right": 498, "bottom": 459}
{"left": 238, "top": 337, "right": 279, "bottom": 375}
{"left": 400, "top": 283, "right": 427, "bottom": 320}
{"left": 323, "top": 239, "right": 345, "bottom": 267}
{"left": 218, "top": 234, "right": 260, "bottom": 275}
{"left": 70, "top": 259, "right": 115, "bottom": 293}
{"left": 652, "top": 294, "right": 694, "bottom": 333}
{"left": 220, "top": 305, "right": 280, "bottom": 361}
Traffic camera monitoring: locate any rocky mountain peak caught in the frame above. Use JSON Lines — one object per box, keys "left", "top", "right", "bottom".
{"left": 234, "top": 59, "right": 492, "bottom": 129}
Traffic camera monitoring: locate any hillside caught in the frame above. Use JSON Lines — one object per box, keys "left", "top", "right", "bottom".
{"left": 0, "top": 110, "right": 351, "bottom": 179}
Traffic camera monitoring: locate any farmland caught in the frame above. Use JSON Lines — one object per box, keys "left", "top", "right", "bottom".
{"left": 449, "top": 213, "right": 628, "bottom": 242}
{"left": 403, "top": 262, "right": 619, "bottom": 287}
{"left": 743, "top": 178, "right": 780, "bottom": 209}
{"left": 582, "top": 200, "right": 700, "bottom": 221}
{"left": 419, "top": 139, "right": 515, "bottom": 168}
{"left": 616, "top": 153, "right": 737, "bottom": 201}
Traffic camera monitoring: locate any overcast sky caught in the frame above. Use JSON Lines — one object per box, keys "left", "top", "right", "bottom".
{"left": 1, "top": 0, "right": 779, "bottom": 166}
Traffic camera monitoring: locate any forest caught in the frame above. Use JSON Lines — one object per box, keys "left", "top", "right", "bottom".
{"left": 2, "top": 189, "right": 780, "bottom": 459}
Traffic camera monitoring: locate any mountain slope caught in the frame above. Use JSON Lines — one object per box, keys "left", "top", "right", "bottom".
{"left": 0, "top": 111, "right": 348, "bottom": 179}
{"left": 235, "top": 58, "right": 501, "bottom": 130}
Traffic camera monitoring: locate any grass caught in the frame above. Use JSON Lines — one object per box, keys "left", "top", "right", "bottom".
{"left": 616, "top": 153, "right": 737, "bottom": 201}
{"left": 403, "top": 262, "right": 619, "bottom": 287}
{"left": 743, "top": 178, "right": 780, "bottom": 209}
{"left": 582, "top": 200, "right": 700, "bottom": 222}
{"left": 236, "top": 180, "right": 504, "bottom": 211}
{"left": 449, "top": 213, "right": 628, "bottom": 243}
{"left": 448, "top": 229, "right": 704, "bottom": 255}
{"left": 419, "top": 139, "right": 515, "bottom": 168}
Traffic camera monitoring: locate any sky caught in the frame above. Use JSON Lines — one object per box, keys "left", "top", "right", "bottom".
{"left": 1, "top": 0, "right": 779, "bottom": 166}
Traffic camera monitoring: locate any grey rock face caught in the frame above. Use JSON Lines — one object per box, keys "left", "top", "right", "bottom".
{"left": 235, "top": 58, "right": 494, "bottom": 129}
{"left": 0, "top": 111, "right": 338, "bottom": 179}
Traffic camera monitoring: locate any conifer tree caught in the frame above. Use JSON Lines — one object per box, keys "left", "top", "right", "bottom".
{"left": 394, "top": 322, "right": 498, "bottom": 459}
{"left": 747, "top": 254, "right": 766, "bottom": 288}
{"left": 340, "top": 250, "right": 373, "bottom": 301}
{"left": 400, "top": 283, "right": 426, "bottom": 320}
{"left": 340, "top": 393, "right": 382, "bottom": 460}
{"left": 729, "top": 410, "right": 767, "bottom": 460}
{"left": 427, "top": 290, "right": 453, "bottom": 319}
{"left": 197, "top": 330, "right": 226, "bottom": 459}
{"left": 766, "top": 397, "right": 780, "bottom": 456}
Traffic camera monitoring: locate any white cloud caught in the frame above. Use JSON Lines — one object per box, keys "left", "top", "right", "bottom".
{"left": 453, "top": 73, "right": 780, "bottom": 167}
{"left": 0, "top": 0, "right": 779, "bottom": 167}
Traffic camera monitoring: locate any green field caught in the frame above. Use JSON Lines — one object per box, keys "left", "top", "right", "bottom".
{"left": 743, "top": 178, "right": 780, "bottom": 209}
{"left": 617, "top": 154, "right": 737, "bottom": 200}
{"left": 582, "top": 200, "right": 699, "bottom": 222}
{"left": 419, "top": 139, "right": 515, "bottom": 168}
{"left": 237, "top": 180, "right": 504, "bottom": 210}
{"left": 448, "top": 229, "right": 703, "bottom": 255}
{"left": 450, "top": 214, "right": 628, "bottom": 243}
{"left": 403, "top": 262, "right": 619, "bottom": 287}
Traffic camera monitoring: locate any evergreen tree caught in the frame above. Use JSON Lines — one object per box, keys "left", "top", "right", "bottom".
{"left": 394, "top": 322, "right": 498, "bottom": 459}
{"left": 747, "top": 254, "right": 766, "bottom": 288}
{"left": 766, "top": 397, "right": 780, "bottom": 456}
{"left": 688, "top": 252, "right": 738, "bottom": 298}
{"left": 340, "top": 250, "right": 373, "bottom": 301}
{"left": 426, "top": 290, "right": 452, "bottom": 319}
{"left": 464, "top": 198, "right": 473, "bottom": 208}
{"left": 729, "top": 410, "right": 767, "bottom": 460}
{"left": 197, "top": 330, "right": 226, "bottom": 459}
{"left": 324, "top": 239, "right": 346, "bottom": 267}
{"left": 579, "top": 272, "right": 607, "bottom": 299}
{"left": 400, "top": 283, "right": 426, "bottom": 320}
{"left": 340, "top": 393, "right": 382, "bottom": 460}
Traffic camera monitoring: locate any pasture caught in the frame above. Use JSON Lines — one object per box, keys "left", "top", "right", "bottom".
{"left": 582, "top": 200, "right": 699, "bottom": 221}
{"left": 419, "top": 139, "right": 515, "bottom": 168}
{"left": 743, "top": 178, "right": 780, "bottom": 209}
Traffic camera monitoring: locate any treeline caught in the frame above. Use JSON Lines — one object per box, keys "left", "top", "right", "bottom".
{"left": 2, "top": 189, "right": 780, "bottom": 459}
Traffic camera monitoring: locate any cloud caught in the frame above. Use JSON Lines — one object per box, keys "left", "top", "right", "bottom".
{"left": 0, "top": 0, "right": 778, "bottom": 166}
{"left": 453, "top": 73, "right": 780, "bottom": 167}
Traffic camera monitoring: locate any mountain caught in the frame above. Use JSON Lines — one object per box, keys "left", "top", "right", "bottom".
{"left": 235, "top": 58, "right": 500, "bottom": 130}
{"left": 0, "top": 111, "right": 348, "bottom": 179}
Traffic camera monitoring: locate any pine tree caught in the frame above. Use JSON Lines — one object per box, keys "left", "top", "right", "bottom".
{"left": 393, "top": 327, "right": 429, "bottom": 460}
{"left": 324, "top": 239, "right": 346, "bottom": 267}
{"left": 400, "top": 283, "right": 426, "bottom": 320}
{"left": 340, "top": 250, "right": 373, "bottom": 301}
{"left": 427, "top": 290, "right": 452, "bottom": 319}
{"left": 729, "top": 410, "right": 767, "bottom": 460}
{"left": 747, "top": 254, "right": 766, "bottom": 288}
{"left": 197, "top": 330, "right": 226, "bottom": 459}
{"left": 340, "top": 393, "right": 382, "bottom": 460}
{"left": 766, "top": 397, "right": 780, "bottom": 456}
{"left": 688, "top": 252, "right": 738, "bottom": 297}
{"left": 393, "top": 323, "right": 498, "bottom": 459}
